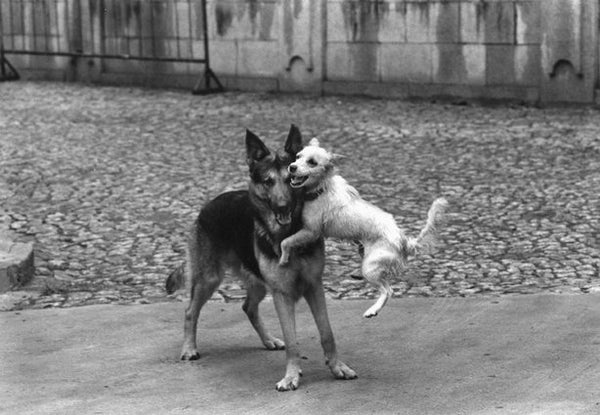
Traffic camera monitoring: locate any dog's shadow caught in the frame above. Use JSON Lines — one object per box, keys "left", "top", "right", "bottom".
{"left": 161, "top": 340, "right": 290, "bottom": 388}
{"left": 161, "top": 336, "right": 350, "bottom": 392}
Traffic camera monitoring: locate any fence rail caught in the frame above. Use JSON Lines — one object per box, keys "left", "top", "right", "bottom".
{"left": 0, "top": 0, "right": 222, "bottom": 93}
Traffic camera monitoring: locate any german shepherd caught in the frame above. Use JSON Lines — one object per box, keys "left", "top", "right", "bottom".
{"left": 166, "top": 125, "right": 356, "bottom": 391}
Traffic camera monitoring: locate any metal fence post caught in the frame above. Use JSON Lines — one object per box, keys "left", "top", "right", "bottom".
{"left": 192, "top": 0, "right": 223, "bottom": 94}
{"left": 0, "top": 3, "right": 20, "bottom": 82}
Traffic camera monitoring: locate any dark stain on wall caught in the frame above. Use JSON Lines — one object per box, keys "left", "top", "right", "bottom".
{"left": 412, "top": 1, "right": 429, "bottom": 24}
{"left": 340, "top": 1, "right": 388, "bottom": 81}
{"left": 248, "top": 0, "right": 259, "bottom": 22}
{"left": 258, "top": 3, "right": 275, "bottom": 40}
{"left": 436, "top": 2, "right": 465, "bottom": 84}
{"left": 474, "top": 1, "right": 487, "bottom": 36}
{"left": 215, "top": 1, "right": 234, "bottom": 36}
{"left": 341, "top": 0, "right": 389, "bottom": 42}
{"left": 243, "top": 0, "right": 275, "bottom": 40}
{"left": 124, "top": 1, "right": 142, "bottom": 26}
{"left": 149, "top": 2, "right": 167, "bottom": 59}
{"left": 211, "top": 1, "right": 273, "bottom": 41}
{"left": 484, "top": 1, "right": 514, "bottom": 43}
{"left": 283, "top": 0, "right": 295, "bottom": 56}
{"left": 293, "top": 0, "right": 303, "bottom": 19}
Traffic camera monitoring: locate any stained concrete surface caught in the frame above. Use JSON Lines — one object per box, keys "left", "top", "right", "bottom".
{"left": 2, "top": 295, "right": 600, "bottom": 414}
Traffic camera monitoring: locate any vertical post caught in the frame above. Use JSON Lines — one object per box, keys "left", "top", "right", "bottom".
{"left": 201, "top": 0, "right": 210, "bottom": 90}
{"left": 0, "top": 43, "right": 6, "bottom": 79}
{"left": 70, "top": 0, "right": 82, "bottom": 53}
{"left": 0, "top": 39, "right": 20, "bottom": 81}
{"left": 0, "top": 0, "right": 5, "bottom": 79}
{"left": 0, "top": 0, "right": 20, "bottom": 81}
{"left": 191, "top": 0, "right": 222, "bottom": 93}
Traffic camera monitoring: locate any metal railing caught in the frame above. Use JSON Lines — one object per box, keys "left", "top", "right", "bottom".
{"left": 0, "top": 0, "right": 222, "bottom": 93}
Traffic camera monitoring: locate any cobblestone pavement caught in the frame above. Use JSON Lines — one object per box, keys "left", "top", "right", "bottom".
{"left": 1, "top": 82, "right": 599, "bottom": 310}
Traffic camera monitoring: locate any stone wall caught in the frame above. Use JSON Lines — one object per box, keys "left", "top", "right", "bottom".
{"left": 325, "top": 0, "right": 541, "bottom": 100}
{"left": 2, "top": 0, "right": 598, "bottom": 103}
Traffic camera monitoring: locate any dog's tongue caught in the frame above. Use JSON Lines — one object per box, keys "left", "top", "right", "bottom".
{"left": 276, "top": 212, "right": 292, "bottom": 225}
{"left": 290, "top": 176, "right": 306, "bottom": 187}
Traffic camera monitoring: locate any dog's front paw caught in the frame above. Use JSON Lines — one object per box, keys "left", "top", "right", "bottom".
{"left": 276, "top": 374, "right": 300, "bottom": 391}
{"left": 180, "top": 347, "right": 201, "bottom": 361}
{"left": 263, "top": 335, "right": 285, "bottom": 350}
{"left": 278, "top": 251, "right": 290, "bottom": 266}
{"left": 180, "top": 351, "right": 201, "bottom": 360}
{"left": 328, "top": 360, "right": 357, "bottom": 380}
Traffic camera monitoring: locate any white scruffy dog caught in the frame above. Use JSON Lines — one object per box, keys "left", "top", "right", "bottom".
{"left": 280, "top": 138, "right": 448, "bottom": 318}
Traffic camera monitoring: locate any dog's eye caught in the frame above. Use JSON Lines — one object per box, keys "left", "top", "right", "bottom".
{"left": 263, "top": 177, "right": 275, "bottom": 186}
{"left": 307, "top": 158, "right": 317, "bottom": 167}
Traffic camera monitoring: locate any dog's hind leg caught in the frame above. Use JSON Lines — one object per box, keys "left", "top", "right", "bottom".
{"left": 181, "top": 272, "right": 220, "bottom": 360}
{"left": 361, "top": 247, "right": 395, "bottom": 318}
{"left": 362, "top": 279, "right": 392, "bottom": 318}
{"left": 181, "top": 233, "right": 222, "bottom": 360}
{"left": 242, "top": 277, "right": 285, "bottom": 350}
{"left": 304, "top": 282, "right": 358, "bottom": 381}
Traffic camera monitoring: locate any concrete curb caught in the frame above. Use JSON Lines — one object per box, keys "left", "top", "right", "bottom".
{"left": 0, "top": 232, "right": 34, "bottom": 293}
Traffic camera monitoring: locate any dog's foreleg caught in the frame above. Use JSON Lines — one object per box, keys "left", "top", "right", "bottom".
{"left": 272, "top": 292, "right": 302, "bottom": 391}
{"left": 243, "top": 279, "right": 285, "bottom": 350}
{"left": 304, "top": 283, "right": 358, "bottom": 381}
{"left": 279, "top": 229, "right": 321, "bottom": 266}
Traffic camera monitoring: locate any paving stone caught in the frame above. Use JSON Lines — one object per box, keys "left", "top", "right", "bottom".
{"left": 0, "top": 82, "right": 599, "bottom": 310}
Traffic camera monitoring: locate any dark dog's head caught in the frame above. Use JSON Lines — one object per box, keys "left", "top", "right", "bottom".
{"left": 246, "top": 124, "right": 303, "bottom": 227}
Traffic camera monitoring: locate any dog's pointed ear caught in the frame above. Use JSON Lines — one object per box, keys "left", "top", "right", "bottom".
{"left": 246, "top": 129, "right": 270, "bottom": 165}
{"left": 284, "top": 124, "right": 303, "bottom": 156}
{"left": 308, "top": 137, "right": 320, "bottom": 147}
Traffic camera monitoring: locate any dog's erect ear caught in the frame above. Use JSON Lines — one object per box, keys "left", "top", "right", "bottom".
{"left": 246, "top": 129, "right": 270, "bottom": 165}
{"left": 284, "top": 124, "right": 303, "bottom": 156}
{"left": 308, "top": 137, "right": 320, "bottom": 147}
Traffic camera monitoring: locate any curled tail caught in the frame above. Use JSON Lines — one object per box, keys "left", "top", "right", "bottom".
{"left": 406, "top": 197, "right": 448, "bottom": 255}
{"left": 166, "top": 262, "right": 186, "bottom": 294}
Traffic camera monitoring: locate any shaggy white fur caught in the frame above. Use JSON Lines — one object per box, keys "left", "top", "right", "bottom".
{"left": 281, "top": 138, "right": 447, "bottom": 317}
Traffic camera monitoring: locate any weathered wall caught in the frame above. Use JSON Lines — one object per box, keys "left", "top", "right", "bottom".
{"left": 321, "top": 0, "right": 597, "bottom": 102}
{"left": 325, "top": 0, "right": 541, "bottom": 100}
{"left": 2, "top": 0, "right": 598, "bottom": 103}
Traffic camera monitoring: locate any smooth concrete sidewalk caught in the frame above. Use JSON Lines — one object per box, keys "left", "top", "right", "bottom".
{"left": 2, "top": 295, "right": 600, "bottom": 415}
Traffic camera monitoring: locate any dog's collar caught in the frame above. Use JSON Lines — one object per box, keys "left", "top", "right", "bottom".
{"left": 304, "top": 188, "right": 324, "bottom": 201}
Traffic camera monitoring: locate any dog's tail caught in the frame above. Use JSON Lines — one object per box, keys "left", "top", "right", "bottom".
{"left": 405, "top": 198, "right": 448, "bottom": 256}
{"left": 166, "top": 262, "right": 186, "bottom": 294}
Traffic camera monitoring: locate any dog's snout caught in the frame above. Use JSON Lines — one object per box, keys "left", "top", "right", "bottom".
{"left": 272, "top": 203, "right": 293, "bottom": 225}
{"left": 288, "top": 164, "right": 297, "bottom": 173}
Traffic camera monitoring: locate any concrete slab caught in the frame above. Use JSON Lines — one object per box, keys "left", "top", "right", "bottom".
{"left": 0, "top": 232, "right": 34, "bottom": 293}
{"left": 2, "top": 295, "right": 600, "bottom": 415}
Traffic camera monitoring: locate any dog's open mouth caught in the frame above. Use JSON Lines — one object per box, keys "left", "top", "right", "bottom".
{"left": 275, "top": 212, "right": 292, "bottom": 226}
{"left": 289, "top": 175, "right": 308, "bottom": 188}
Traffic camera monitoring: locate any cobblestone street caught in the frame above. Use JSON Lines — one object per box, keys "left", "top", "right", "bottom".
{"left": 1, "top": 82, "right": 599, "bottom": 309}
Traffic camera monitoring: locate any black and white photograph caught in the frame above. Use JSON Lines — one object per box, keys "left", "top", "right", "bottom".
{"left": 1, "top": 1, "right": 599, "bottom": 414}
